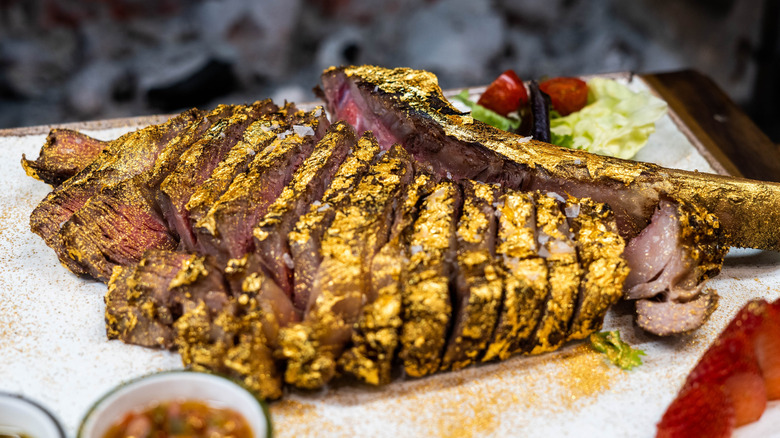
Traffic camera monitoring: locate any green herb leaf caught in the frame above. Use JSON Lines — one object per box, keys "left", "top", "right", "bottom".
{"left": 453, "top": 90, "right": 522, "bottom": 132}
{"left": 590, "top": 330, "right": 646, "bottom": 370}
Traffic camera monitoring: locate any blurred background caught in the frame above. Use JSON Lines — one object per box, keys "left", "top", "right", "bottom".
{"left": 0, "top": 0, "right": 778, "bottom": 140}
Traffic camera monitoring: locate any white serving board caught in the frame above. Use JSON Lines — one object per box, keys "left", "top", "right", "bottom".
{"left": 2, "top": 76, "right": 780, "bottom": 437}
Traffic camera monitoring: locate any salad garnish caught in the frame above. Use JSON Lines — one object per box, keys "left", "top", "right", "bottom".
{"left": 458, "top": 70, "right": 668, "bottom": 160}
{"left": 550, "top": 77, "right": 668, "bottom": 159}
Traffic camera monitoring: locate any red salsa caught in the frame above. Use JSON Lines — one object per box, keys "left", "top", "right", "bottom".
{"left": 102, "top": 400, "right": 253, "bottom": 438}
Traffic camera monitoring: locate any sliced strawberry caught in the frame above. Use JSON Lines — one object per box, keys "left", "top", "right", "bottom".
{"left": 724, "top": 371, "right": 767, "bottom": 425}
{"left": 684, "top": 333, "right": 757, "bottom": 389}
{"left": 683, "top": 331, "right": 767, "bottom": 426}
{"left": 656, "top": 383, "right": 734, "bottom": 438}
{"left": 477, "top": 70, "right": 529, "bottom": 116}
{"left": 721, "top": 300, "right": 767, "bottom": 340}
{"left": 755, "top": 300, "right": 780, "bottom": 399}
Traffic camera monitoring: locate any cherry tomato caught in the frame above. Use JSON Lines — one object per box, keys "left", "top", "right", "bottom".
{"left": 538, "top": 77, "right": 588, "bottom": 116}
{"left": 477, "top": 70, "right": 529, "bottom": 116}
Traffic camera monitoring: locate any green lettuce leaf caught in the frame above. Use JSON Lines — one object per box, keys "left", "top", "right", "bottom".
{"left": 590, "top": 330, "right": 646, "bottom": 370}
{"left": 550, "top": 77, "right": 668, "bottom": 159}
{"left": 453, "top": 90, "right": 521, "bottom": 132}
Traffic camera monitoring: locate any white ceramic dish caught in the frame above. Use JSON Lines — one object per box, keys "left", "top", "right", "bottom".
{"left": 0, "top": 393, "right": 65, "bottom": 438}
{"left": 77, "top": 370, "right": 271, "bottom": 438}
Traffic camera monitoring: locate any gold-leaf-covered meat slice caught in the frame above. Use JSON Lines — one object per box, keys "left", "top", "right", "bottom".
{"left": 339, "top": 172, "right": 436, "bottom": 385}
{"left": 482, "top": 190, "right": 548, "bottom": 362}
{"left": 400, "top": 181, "right": 461, "bottom": 378}
{"left": 280, "top": 142, "right": 411, "bottom": 389}
{"left": 440, "top": 181, "right": 503, "bottom": 371}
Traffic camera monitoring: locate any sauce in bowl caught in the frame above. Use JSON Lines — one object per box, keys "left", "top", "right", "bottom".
{"left": 103, "top": 400, "right": 252, "bottom": 438}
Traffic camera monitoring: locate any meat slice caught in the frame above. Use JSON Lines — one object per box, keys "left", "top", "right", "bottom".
{"left": 440, "top": 181, "right": 503, "bottom": 371}
{"left": 105, "top": 250, "right": 203, "bottom": 349}
{"left": 185, "top": 103, "right": 320, "bottom": 234}
{"left": 195, "top": 107, "right": 328, "bottom": 264}
{"left": 21, "top": 129, "right": 107, "bottom": 186}
{"left": 564, "top": 197, "right": 628, "bottom": 341}
{"left": 158, "top": 100, "right": 278, "bottom": 250}
{"left": 249, "top": 121, "right": 356, "bottom": 297}
{"left": 339, "top": 172, "right": 436, "bottom": 385}
{"left": 399, "top": 181, "right": 461, "bottom": 378}
{"left": 60, "top": 181, "right": 179, "bottom": 280}
{"left": 482, "top": 191, "right": 548, "bottom": 362}
{"left": 624, "top": 199, "right": 726, "bottom": 335}
{"left": 318, "top": 65, "right": 780, "bottom": 253}
{"left": 523, "top": 193, "right": 582, "bottom": 355}
{"left": 279, "top": 143, "right": 412, "bottom": 389}
{"left": 174, "top": 296, "right": 283, "bottom": 400}
{"left": 30, "top": 108, "right": 201, "bottom": 275}
{"left": 289, "top": 132, "right": 380, "bottom": 311}
{"left": 54, "top": 105, "right": 238, "bottom": 280}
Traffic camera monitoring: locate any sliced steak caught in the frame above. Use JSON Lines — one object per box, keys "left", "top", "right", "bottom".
{"left": 185, "top": 103, "right": 319, "bottom": 233}
{"left": 523, "top": 193, "right": 582, "bottom": 355}
{"left": 174, "top": 294, "right": 282, "bottom": 400}
{"left": 339, "top": 172, "right": 436, "bottom": 385}
{"left": 30, "top": 108, "right": 201, "bottom": 275}
{"left": 624, "top": 199, "right": 726, "bottom": 335}
{"left": 158, "top": 101, "right": 277, "bottom": 250}
{"left": 22, "top": 129, "right": 107, "bottom": 186}
{"left": 564, "top": 197, "right": 628, "bottom": 341}
{"left": 279, "top": 143, "right": 412, "bottom": 389}
{"left": 482, "top": 190, "right": 548, "bottom": 362}
{"left": 105, "top": 250, "right": 199, "bottom": 349}
{"left": 289, "top": 132, "right": 380, "bottom": 312}
{"left": 440, "top": 181, "right": 502, "bottom": 371}
{"left": 55, "top": 105, "right": 238, "bottom": 280}
{"left": 195, "top": 108, "right": 327, "bottom": 264}
{"left": 399, "top": 181, "right": 461, "bottom": 378}
{"left": 250, "top": 121, "right": 356, "bottom": 297}
{"left": 59, "top": 180, "right": 179, "bottom": 281}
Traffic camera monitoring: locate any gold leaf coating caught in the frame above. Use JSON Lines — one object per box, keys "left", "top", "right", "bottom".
{"left": 400, "top": 181, "right": 458, "bottom": 377}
